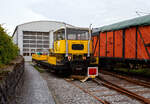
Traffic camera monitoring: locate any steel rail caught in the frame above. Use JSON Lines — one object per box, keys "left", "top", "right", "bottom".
{"left": 101, "top": 70, "right": 150, "bottom": 88}
{"left": 94, "top": 76, "right": 150, "bottom": 104}
{"left": 65, "top": 79, "right": 110, "bottom": 104}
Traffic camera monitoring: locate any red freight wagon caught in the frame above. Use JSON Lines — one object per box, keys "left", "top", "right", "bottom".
{"left": 92, "top": 15, "right": 150, "bottom": 68}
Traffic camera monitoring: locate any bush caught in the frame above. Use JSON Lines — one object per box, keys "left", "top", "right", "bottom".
{"left": 0, "top": 25, "right": 18, "bottom": 67}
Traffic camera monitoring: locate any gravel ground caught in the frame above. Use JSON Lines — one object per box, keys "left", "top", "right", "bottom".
{"left": 40, "top": 69, "right": 141, "bottom": 104}
{"left": 40, "top": 72, "right": 102, "bottom": 104}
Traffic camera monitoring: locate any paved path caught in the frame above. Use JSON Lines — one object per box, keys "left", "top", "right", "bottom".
{"left": 16, "top": 62, "right": 55, "bottom": 104}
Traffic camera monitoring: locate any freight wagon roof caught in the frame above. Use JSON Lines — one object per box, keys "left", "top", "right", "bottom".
{"left": 92, "top": 15, "right": 150, "bottom": 35}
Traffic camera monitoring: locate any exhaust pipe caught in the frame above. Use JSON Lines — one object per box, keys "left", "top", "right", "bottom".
{"left": 65, "top": 23, "right": 68, "bottom": 57}
{"left": 88, "top": 24, "right": 92, "bottom": 57}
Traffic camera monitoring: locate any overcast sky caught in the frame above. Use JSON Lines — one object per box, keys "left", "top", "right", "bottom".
{"left": 0, "top": 0, "right": 150, "bottom": 35}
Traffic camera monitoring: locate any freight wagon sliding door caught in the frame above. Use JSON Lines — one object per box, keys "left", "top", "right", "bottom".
{"left": 125, "top": 27, "right": 136, "bottom": 59}
{"left": 137, "top": 26, "right": 150, "bottom": 60}
{"left": 99, "top": 31, "right": 123, "bottom": 58}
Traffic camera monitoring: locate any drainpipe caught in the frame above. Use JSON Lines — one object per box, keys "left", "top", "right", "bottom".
{"left": 88, "top": 24, "right": 92, "bottom": 57}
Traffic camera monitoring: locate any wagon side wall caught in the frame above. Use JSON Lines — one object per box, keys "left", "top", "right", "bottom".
{"left": 92, "top": 25, "right": 150, "bottom": 64}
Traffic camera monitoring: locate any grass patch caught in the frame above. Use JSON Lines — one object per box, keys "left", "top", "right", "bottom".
{"left": 33, "top": 65, "right": 45, "bottom": 73}
{"left": 114, "top": 68, "right": 150, "bottom": 77}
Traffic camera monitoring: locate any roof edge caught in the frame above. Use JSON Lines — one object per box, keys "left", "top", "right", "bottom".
{"left": 92, "top": 14, "right": 150, "bottom": 34}
{"left": 12, "top": 20, "right": 74, "bottom": 37}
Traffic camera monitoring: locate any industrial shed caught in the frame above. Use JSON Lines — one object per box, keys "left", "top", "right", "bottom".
{"left": 12, "top": 21, "right": 75, "bottom": 61}
{"left": 92, "top": 15, "right": 150, "bottom": 66}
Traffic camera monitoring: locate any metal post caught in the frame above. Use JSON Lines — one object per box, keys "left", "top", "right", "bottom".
{"left": 65, "top": 24, "right": 68, "bottom": 57}
{"left": 88, "top": 24, "right": 92, "bottom": 57}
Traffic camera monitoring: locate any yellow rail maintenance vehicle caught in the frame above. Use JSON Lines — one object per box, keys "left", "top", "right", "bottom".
{"left": 32, "top": 26, "right": 98, "bottom": 78}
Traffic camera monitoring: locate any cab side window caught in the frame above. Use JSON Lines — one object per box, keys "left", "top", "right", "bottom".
{"left": 54, "top": 31, "right": 65, "bottom": 41}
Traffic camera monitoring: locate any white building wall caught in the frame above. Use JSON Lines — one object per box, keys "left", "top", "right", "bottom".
{"left": 18, "top": 28, "right": 23, "bottom": 55}
{"left": 12, "top": 30, "right": 17, "bottom": 44}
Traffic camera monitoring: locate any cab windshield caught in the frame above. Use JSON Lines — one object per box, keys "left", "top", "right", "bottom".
{"left": 67, "top": 28, "right": 89, "bottom": 40}
{"left": 54, "top": 28, "right": 89, "bottom": 40}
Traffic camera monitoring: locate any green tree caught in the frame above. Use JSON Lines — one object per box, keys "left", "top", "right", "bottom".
{"left": 0, "top": 25, "right": 18, "bottom": 67}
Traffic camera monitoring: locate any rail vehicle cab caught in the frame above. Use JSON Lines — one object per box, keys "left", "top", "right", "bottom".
{"left": 50, "top": 26, "right": 98, "bottom": 78}
{"left": 53, "top": 28, "right": 92, "bottom": 54}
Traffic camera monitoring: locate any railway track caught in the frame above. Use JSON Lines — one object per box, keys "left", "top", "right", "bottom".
{"left": 98, "top": 72, "right": 150, "bottom": 104}
{"left": 95, "top": 77, "right": 150, "bottom": 104}
{"left": 65, "top": 78, "right": 142, "bottom": 104}
{"left": 100, "top": 70, "right": 150, "bottom": 88}
{"left": 65, "top": 79, "right": 110, "bottom": 104}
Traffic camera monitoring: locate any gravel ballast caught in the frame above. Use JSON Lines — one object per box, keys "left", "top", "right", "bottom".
{"left": 40, "top": 70, "right": 141, "bottom": 104}
{"left": 40, "top": 72, "right": 102, "bottom": 104}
